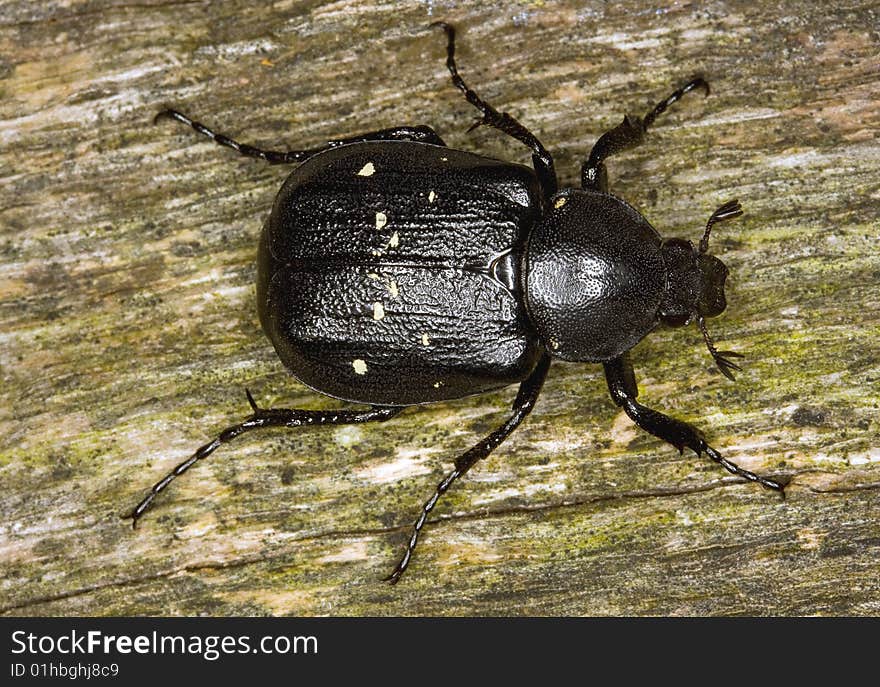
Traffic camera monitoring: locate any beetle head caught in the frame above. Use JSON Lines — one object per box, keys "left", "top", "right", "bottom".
{"left": 658, "top": 237, "right": 729, "bottom": 327}
{"left": 696, "top": 251, "right": 729, "bottom": 317}
{"left": 659, "top": 199, "right": 742, "bottom": 327}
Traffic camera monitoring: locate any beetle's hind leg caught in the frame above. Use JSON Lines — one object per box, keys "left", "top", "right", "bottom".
{"left": 603, "top": 354, "right": 786, "bottom": 493}
{"left": 155, "top": 109, "right": 447, "bottom": 164}
{"left": 124, "top": 390, "right": 403, "bottom": 526}
{"left": 431, "top": 22, "right": 558, "bottom": 198}
{"left": 581, "top": 77, "right": 709, "bottom": 192}
{"left": 384, "top": 353, "right": 551, "bottom": 584}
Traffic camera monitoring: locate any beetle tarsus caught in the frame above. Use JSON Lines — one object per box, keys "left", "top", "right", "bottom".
{"left": 124, "top": 393, "right": 403, "bottom": 526}
{"left": 582, "top": 77, "right": 710, "bottom": 192}
{"left": 703, "top": 445, "right": 786, "bottom": 494}
{"left": 153, "top": 108, "right": 300, "bottom": 163}
{"left": 605, "top": 354, "right": 783, "bottom": 493}
{"left": 642, "top": 76, "right": 710, "bottom": 130}
{"left": 383, "top": 354, "right": 550, "bottom": 583}
{"left": 154, "top": 108, "right": 448, "bottom": 164}
{"left": 433, "top": 20, "right": 558, "bottom": 199}
{"left": 384, "top": 466, "right": 460, "bottom": 584}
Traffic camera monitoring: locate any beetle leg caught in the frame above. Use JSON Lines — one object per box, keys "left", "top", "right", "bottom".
{"left": 431, "top": 22, "right": 558, "bottom": 200}
{"left": 384, "top": 353, "right": 551, "bottom": 584}
{"left": 155, "top": 109, "right": 447, "bottom": 164}
{"left": 604, "top": 354, "right": 785, "bottom": 492}
{"left": 581, "top": 78, "right": 710, "bottom": 192}
{"left": 123, "top": 389, "right": 403, "bottom": 526}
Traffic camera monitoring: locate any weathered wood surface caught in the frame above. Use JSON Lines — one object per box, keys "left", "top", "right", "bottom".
{"left": 1, "top": 0, "right": 878, "bottom": 616}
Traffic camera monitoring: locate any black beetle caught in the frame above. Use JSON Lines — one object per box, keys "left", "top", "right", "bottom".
{"left": 127, "top": 23, "right": 785, "bottom": 583}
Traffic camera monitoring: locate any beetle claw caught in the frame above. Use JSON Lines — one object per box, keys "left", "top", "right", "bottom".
{"left": 245, "top": 387, "right": 260, "bottom": 413}
{"left": 466, "top": 118, "right": 485, "bottom": 134}
{"left": 382, "top": 570, "right": 403, "bottom": 585}
{"left": 152, "top": 108, "right": 175, "bottom": 125}
{"left": 120, "top": 510, "right": 139, "bottom": 528}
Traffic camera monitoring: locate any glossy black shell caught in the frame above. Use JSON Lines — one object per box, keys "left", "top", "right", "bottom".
{"left": 523, "top": 189, "right": 666, "bottom": 362}
{"left": 257, "top": 141, "right": 545, "bottom": 406}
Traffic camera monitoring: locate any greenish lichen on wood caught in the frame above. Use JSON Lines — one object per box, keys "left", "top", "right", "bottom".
{"left": 0, "top": 0, "right": 878, "bottom": 616}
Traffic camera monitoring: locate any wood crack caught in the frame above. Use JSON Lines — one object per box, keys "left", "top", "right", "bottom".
{"left": 0, "top": 473, "right": 799, "bottom": 615}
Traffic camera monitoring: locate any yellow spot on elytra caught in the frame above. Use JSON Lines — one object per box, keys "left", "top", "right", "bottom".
{"left": 357, "top": 162, "right": 375, "bottom": 177}
{"left": 373, "top": 302, "right": 385, "bottom": 320}
{"left": 375, "top": 211, "right": 387, "bottom": 230}
{"left": 428, "top": 190, "right": 436, "bottom": 203}
{"left": 260, "top": 58, "right": 274, "bottom": 67}
{"left": 388, "top": 280, "right": 399, "bottom": 297}
{"left": 367, "top": 272, "right": 379, "bottom": 280}
{"left": 554, "top": 197, "right": 567, "bottom": 209}
{"left": 389, "top": 231, "right": 399, "bottom": 248}
{"left": 352, "top": 359, "right": 368, "bottom": 375}
{"left": 421, "top": 333, "right": 430, "bottom": 346}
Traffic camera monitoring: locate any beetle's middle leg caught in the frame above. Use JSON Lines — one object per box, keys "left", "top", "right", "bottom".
{"left": 155, "top": 110, "right": 447, "bottom": 165}
{"left": 432, "top": 22, "right": 558, "bottom": 199}
{"left": 124, "top": 390, "right": 403, "bottom": 526}
{"left": 384, "top": 353, "right": 552, "bottom": 584}
{"left": 581, "top": 78, "right": 709, "bottom": 192}
{"left": 603, "top": 354, "right": 786, "bottom": 492}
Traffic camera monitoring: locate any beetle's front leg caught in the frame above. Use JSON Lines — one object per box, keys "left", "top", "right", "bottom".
{"left": 432, "top": 22, "right": 558, "bottom": 200}
{"left": 603, "top": 354, "right": 785, "bottom": 493}
{"left": 155, "top": 110, "right": 447, "bottom": 165}
{"left": 384, "top": 353, "right": 552, "bottom": 584}
{"left": 581, "top": 78, "right": 709, "bottom": 192}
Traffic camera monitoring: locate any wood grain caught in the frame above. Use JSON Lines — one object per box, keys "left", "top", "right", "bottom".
{"left": 1, "top": 0, "right": 878, "bottom": 616}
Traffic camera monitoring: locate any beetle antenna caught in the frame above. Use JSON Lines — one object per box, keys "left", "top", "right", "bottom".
{"left": 700, "top": 199, "right": 742, "bottom": 253}
{"left": 698, "top": 315, "right": 744, "bottom": 380}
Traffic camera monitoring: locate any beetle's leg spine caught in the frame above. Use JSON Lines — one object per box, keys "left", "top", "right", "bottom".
{"left": 124, "top": 392, "right": 403, "bottom": 526}
{"left": 384, "top": 353, "right": 551, "bottom": 584}
{"left": 604, "top": 355, "right": 786, "bottom": 494}
{"left": 581, "top": 77, "right": 709, "bottom": 192}
{"left": 431, "top": 22, "right": 558, "bottom": 199}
